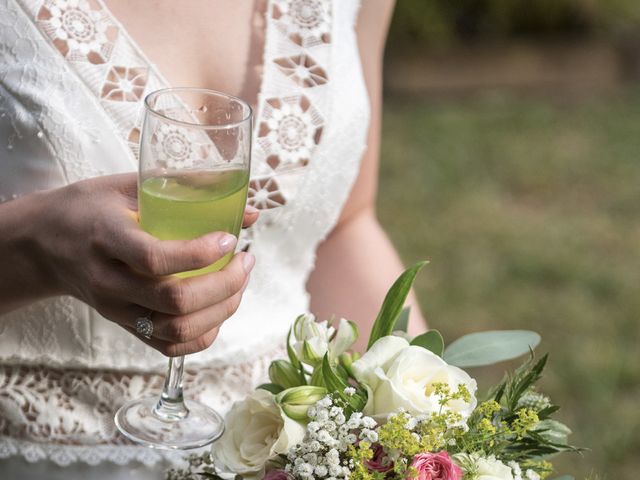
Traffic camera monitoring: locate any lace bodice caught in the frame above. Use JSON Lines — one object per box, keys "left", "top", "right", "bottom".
{"left": 0, "top": 0, "right": 369, "bottom": 466}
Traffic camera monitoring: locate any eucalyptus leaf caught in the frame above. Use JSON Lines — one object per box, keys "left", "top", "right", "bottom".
{"left": 410, "top": 330, "right": 444, "bottom": 357}
{"left": 394, "top": 306, "right": 411, "bottom": 333}
{"left": 443, "top": 330, "right": 541, "bottom": 367}
{"left": 367, "top": 261, "right": 427, "bottom": 350}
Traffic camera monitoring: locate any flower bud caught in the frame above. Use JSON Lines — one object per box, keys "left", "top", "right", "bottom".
{"left": 292, "top": 314, "right": 332, "bottom": 366}
{"left": 329, "top": 318, "right": 359, "bottom": 357}
{"left": 269, "top": 360, "right": 303, "bottom": 390}
{"left": 276, "top": 386, "right": 327, "bottom": 421}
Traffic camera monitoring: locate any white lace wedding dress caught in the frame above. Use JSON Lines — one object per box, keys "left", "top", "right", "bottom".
{"left": 0, "top": 0, "right": 369, "bottom": 477}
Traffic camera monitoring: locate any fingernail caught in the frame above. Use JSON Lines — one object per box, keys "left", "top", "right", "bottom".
{"left": 219, "top": 234, "right": 237, "bottom": 254}
{"left": 242, "top": 252, "right": 255, "bottom": 273}
{"left": 245, "top": 205, "right": 259, "bottom": 215}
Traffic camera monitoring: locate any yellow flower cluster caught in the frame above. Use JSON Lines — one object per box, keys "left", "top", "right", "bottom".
{"left": 346, "top": 441, "right": 378, "bottom": 480}
{"left": 511, "top": 408, "right": 540, "bottom": 439}
{"left": 521, "top": 459, "right": 553, "bottom": 479}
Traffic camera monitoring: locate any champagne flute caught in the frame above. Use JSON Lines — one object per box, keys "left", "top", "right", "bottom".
{"left": 115, "top": 88, "right": 252, "bottom": 449}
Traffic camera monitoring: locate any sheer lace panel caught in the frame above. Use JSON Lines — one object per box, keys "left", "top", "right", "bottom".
{"left": 0, "top": 348, "right": 283, "bottom": 464}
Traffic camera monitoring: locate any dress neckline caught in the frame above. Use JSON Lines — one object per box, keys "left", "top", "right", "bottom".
{"left": 95, "top": 0, "right": 266, "bottom": 114}
{"left": 21, "top": 0, "right": 335, "bottom": 226}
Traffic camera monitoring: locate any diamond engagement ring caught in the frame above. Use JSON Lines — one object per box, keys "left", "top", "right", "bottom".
{"left": 135, "top": 312, "right": 154, "bottom": 339}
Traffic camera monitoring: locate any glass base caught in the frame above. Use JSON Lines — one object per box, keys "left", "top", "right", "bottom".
{"left": 114, "top": 397, "right": 225, "bottom": 450}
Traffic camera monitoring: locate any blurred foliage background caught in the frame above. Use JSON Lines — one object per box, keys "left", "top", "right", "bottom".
{"left": 377, "top": 1, "right": 640, "bottom": 479}
{"left": 388, "top": 0, "right": 640, "bottom": 48}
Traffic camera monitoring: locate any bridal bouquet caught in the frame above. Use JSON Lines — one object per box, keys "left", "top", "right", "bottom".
{"left": 167, "top": 262, "right": 582, "bottom": 480}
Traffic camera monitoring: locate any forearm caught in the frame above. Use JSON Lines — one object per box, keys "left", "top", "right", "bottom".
{"left": 307, "top": 209, "right": 426, "bottom": 351}
{"left": 0, "top": 192, "right": 56, "bottom": 314}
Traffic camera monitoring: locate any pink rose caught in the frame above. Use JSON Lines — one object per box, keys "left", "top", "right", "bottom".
{"left": 365, "top": 444, "right": 394, "bottom": 473}
{"left": 409, "top": 452, "right": 463, "bottom": 480}
{"left": 263, "top": 469, "right": 293, "bottom": 480}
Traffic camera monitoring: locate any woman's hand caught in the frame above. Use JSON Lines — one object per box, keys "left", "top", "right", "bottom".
{"left": 0, "top": 173, "right": 257, "bottom": 356}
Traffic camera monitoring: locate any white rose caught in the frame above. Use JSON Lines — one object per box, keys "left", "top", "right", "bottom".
{"left": 351, "top": 336, "right": 477, "bottom": 420}
{"left": 212, "top": 390, "right": 305, "bottom": 477}
{"left": 475, "top": 456, "right": 515, "bottom": 480}
{"left": 455, "top": 454, "right": 514, "bottom": 480}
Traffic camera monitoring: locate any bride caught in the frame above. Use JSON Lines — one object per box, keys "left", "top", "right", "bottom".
{"left": 0, "top": 0, "right": 423, "bottom": 478}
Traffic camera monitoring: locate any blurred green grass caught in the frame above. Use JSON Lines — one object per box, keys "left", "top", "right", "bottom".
{"left": 377, "top": 89, "right": 640, "bottom": 479}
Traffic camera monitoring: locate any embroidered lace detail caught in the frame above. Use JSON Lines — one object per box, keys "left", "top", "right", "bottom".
{"left": 100, "top": 66, "right": 148, "bottom": 102}
{"left": 274, "top": 54, "right": 328, "bottom": 88}
{"left": 272, "top": 0, "right": 331, "bottom": 46}
{"left": 258, "top": 95, "right": 323, "bottom": 169}
{"left": 151, "top": 124, "right": 214, "bottom": 169}
{"left": 0, "top": 348, "right": 283, "bottom": 465}
{"left": 248, "top": 176, "right": 287, "bottom": 210}
{"left": 245, "top": 0, "right": 332, "bottom": 232}
{"left": 36, "top": 0, "right": 118, "bottom": 64}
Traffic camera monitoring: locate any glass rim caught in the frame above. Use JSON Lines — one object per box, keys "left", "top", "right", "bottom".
{"left": 143, "top": 87, "right": 253, "bottom": 130}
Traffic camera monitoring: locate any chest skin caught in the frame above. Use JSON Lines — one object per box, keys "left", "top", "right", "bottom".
{"left": 105, "top": 0, "right": 266, "bottom": 107}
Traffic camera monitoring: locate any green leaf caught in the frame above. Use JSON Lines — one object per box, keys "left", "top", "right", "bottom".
{"left": 310, "top": 365, "right": 326, "bottom": 388}
{"left": 410, "top": 329, "right": 444, "bottom": 356}
{"left": 443, "top": 330, "right": 541, "bottom": 367}
{"left": 321, "top": 354, "right": 349, "bottom": 394}
{"left": 394, "top": 306, "right": 411, "bottom": 333}
{"left": 257, "top": 383, "right": 284, "bottom": 394}
{"left": 286, "top": 327, "right": 301, "bottom": 369}
{"left": 367, "top": 261, "right": 428, "bottom": 350}
{"left": 551, "top": 476, "right": 574, "bottom": 480}
{"left": 321, "top": 354, "right": 366, "bottom": 413}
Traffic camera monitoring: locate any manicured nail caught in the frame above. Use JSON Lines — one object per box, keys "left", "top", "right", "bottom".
{"left": 242, "top": 252, "right": 256, "bottom": 273}
{"left": 218, "top": 234, "right": 237, "bottom": 254}
{"left": 245, "top": 205, "right": 259, "bottom": 215}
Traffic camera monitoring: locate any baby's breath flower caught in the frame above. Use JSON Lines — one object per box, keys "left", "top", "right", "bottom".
{"left": 362, "top": 416, "right": 376, "bottom": 429}
{"left": 526, "top": 469, "right": 541, "bottom": 480}
{"left": 405, "top": 416, "right": 418, "bottom": 430}
{"left": 315, "top": 465, "right": 328, "bottom": 477}
{"left": 343, "top": 387, "right": 356, "bottom": 396}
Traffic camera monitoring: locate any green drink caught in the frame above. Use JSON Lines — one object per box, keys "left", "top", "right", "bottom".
{"left": 139, "top": 169, "right": 249, "bottom": 277}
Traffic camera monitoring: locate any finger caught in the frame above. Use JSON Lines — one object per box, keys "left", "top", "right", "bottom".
{"left": 108, "top": 251, "right": 255, "bottom": 316}
{"left": 242, "top": 205, "right": 259, "bottom": 228}
{"left": 107, "top": 215, "right": 239, "bottom": 276}
{"left": 109, "top": 277, "right": 248, "bottom": 343}
{"left": 123, "top": 324, "right": 221, "bottom": 357}
{"left": 149, "top": 278, "right": 248, "bottom": 342}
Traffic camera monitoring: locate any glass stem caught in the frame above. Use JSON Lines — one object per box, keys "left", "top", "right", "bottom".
{"left": 153, "top": 355, "right": 189, "bottom": 421}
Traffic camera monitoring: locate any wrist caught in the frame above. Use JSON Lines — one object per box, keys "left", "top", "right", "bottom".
{"left": 0, "top": 190, "right": 62, "bottom": 312}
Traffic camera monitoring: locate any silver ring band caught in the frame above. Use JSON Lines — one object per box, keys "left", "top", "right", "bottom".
{"left": 135, "top": 312, "right": 154, "bottom": 339}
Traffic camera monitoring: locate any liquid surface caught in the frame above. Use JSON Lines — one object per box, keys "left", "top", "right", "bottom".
{"left": 140, "top": 169, "right": 249, "bottom": 277}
